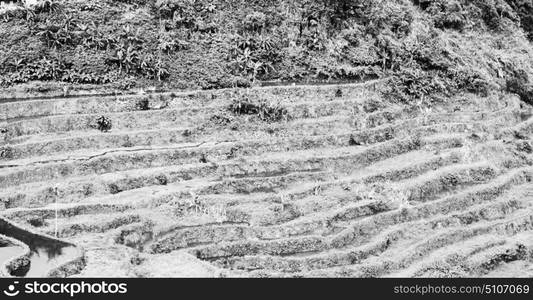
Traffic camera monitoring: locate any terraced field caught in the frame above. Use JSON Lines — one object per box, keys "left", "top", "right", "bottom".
{"left": 1, "top": 80, "right": 532, "bottom": 277}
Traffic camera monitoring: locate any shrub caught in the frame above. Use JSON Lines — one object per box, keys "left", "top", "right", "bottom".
{"left": 416, "top": 0, "right": 518, "bottom": 31}
{"left": 154, "top": 0, "right": 214, "bottom": 29}
{"left": 158, "top": 32, "right": 190, "bottom": 53}
{"left": 61, "top": 70, "right": 113, "bottom": 84}
{"left": 108, "top": 183, "right": 122, "bottom": 194}
{"left": 243, "top": 11, "right": 268, "bottom": 33}
{"left": 5, "top": 56, "right": 67, "bottom": 84}
{"left": 96, "top": 116, "right": 113, "bottom": 132}
{"left": 34, "top": 18, "right": 80, "bottom": 49}
{"left": 506, "top": 0, "right": 533, "bottom": 40}
{"left": 115, "top": 0, "right": 155, "bottom": 6}
{"left": 454, "top": 69, "right": 492, "bottom": 96}
{"left": 155, "top": 174, "right": 168, "bottom": 185}
{"left": 229, "top": 33, "right": 281, "bottom": 81}
{"left": 506, "top": 69, "right": 533, "bottom": 104}
{"left": 136, "top": 98, "right": 150, "bottom": 110}
{"left": 30, "top": 0, "right": 62, "bottom": 14}
{"left": 425, "top": 0, "right": 468, "bottom": 30}
{"left": 0, "top": 146, "right": 13, "bottom": 159}
{"left": 229, "top": 96, "right": 289, "bottom": 122}
{"left": 383, "top": 66, "right": 446, "bottom": 102}
{"left": 28, "top": 216, "right": 45, "bottom": 227}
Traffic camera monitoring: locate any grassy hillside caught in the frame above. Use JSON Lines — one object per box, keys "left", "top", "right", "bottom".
{"left": 1, "top": 0, "right": 533, "bottom": 103}
{"left": 2, "top": 1, "right": 533, "bottom": 279}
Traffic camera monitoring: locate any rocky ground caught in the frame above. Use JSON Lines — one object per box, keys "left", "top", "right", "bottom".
{"left": 0, "top": 80, "right": 533, "bottom": 277}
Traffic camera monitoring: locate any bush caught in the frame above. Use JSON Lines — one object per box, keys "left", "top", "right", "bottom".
{"left": 0, "top": 0, "right": 532, "bottom": 94}
{"left": 30, "top": 0, "right": 63, "bottom": 14}
{"left": 243, "top": 12, "right": 268, "bottom": 33}
{"left": 506, "top": 0, "right": 533, "bottom": 40}
{"left": 154, "top": 0, "right": 215, "bottom": 29}
{"left": 96, "top": 116, "right": 113, "bottom": 132}
{"left": 229, "top": 95, "right": 289, "bottom": 122}
{"left": 115, "top": 0, "right": 155, "bottom": 6}
{"left": 506, "top": 69, "right": 533, "bottom": 104}
{"left": 2, "top": 56, "right": 67, "bottom": 84}
{"left": 416, "top": 0, "right": 518, "bottom": 31}
{"left": 383, "top": 66, "right": 447, "bottom": 103}
{"left": 426, "top": 0, "right": 468, "bottom": 30}
{"left": 34, "top": 18, "right": 80, "bottom": 49}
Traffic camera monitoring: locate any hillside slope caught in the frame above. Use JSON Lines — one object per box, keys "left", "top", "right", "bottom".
{"left": 0, "top": 81, "right": 532, "bottom": 277}
{"left": 1, "top": 0, "right": 533, "bottom": 101}
{"left": 1, "top": 0, "right": 533, "bottom": 278}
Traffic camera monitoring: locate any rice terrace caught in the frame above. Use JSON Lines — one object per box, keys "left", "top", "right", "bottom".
{"left": 0, "top": 0, "right": 533, "bottom": 278}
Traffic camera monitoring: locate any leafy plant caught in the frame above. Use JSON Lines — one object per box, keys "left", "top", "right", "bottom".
{"left": 34, "top": 17, "right": 80, "bottom": 49}
{"left": 136, "top": 98, "right": 150, "bottom": 110}
{"left": 1, "top": 0, "right": 532, "bottom": 95}
{"left": 416, "top": 0, "right": 518, "bottom": 31}
{"left": 31, "top": 0, "right": 63, "bottom": 14}
{"left": 158, "top": 32, "right": 190, "bottom": 53}
{"left": 506, "top": 69, "right": 533, "bottom": 105}
{"left": 243, "top": 11, "right": 268, "bottom": 33}
{"left": 0, "top": 146, "right": 13, "bottom": 159}
{"left": 230, "top": 34, "right": 279, "bottom": 81}
{"left": 229, "top": 95, "right": 289, "bottom": 122}
{"left": 155, "top": 0, "right": 215, "bottom": 30}
{"left": 95, "top": 116, "right": 112, "bottom": 132}
{"left": 506, "top": 0, "right": 533, "bottom": 40}
{"left": 61, "top": 69, "right": 113, "bottom": 84}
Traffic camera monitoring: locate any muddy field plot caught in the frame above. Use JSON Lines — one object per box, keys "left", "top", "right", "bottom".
{"left": 0, "top": 81, "right": 533, "bottom": 277}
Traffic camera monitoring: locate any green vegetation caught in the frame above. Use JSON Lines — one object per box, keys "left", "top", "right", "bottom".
{"left": 229, "top": 95, "right": 289, "bottom": 122}
{"left": 1, "top": 0, "right": 533, "bottom": 104}
{"left": 95, "top": 115, "right": 112, "bottom": 132}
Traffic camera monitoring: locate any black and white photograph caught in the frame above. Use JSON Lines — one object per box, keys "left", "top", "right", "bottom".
{"left": 0, "top": 0, "right": 532, "bottom": 297}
